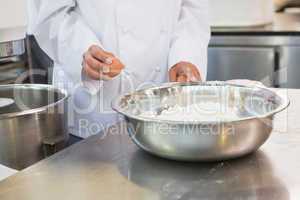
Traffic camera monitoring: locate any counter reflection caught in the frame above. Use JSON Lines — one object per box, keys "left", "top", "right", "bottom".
{"left": 125, "top": 151, "right": 289, "bottom": 200}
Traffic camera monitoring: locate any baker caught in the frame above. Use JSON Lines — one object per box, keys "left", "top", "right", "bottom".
{"left": 30, "top": 0, "right": 210, "bottom": 138}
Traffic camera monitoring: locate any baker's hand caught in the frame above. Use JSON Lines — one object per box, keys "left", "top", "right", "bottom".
{"left": 169, "top": 62, "right": 201, "bottom": 83}
{"left": 82, "top": 45, "right": 125, "bottom": 80}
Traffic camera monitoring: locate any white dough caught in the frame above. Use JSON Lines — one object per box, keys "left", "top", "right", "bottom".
{"left": 140, "top": 102, "right": 240, "bottom": 122}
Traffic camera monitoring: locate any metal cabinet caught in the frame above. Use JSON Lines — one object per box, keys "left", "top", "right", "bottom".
{"left": 207, "top": 47, "right": 275, "bottom": 87}
{"left": 278, "top": 46, "right": 300, "bottom": 89}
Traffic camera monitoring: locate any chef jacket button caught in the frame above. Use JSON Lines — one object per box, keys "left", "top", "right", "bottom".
{"left": 155, "top": 67, "right": 161, "bottom": 72}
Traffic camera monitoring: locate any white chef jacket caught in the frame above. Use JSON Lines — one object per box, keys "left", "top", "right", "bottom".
{"left": 30, "top": 0, "right": 211, "bottom": 138}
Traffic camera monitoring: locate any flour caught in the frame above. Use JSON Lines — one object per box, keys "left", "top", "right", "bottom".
{"left": 140, "top": 102, "right": 240, "bottom": 122}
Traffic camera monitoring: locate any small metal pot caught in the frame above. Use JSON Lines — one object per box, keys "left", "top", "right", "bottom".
{"left": 112, "top": 82, "right": 289, "bottom": 161}
{"left": 0, "top": 84, "right": 69, "bottom": 170}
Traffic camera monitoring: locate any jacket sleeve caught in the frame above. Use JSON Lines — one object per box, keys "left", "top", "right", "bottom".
{"left": 33, "top": 0, "right": 102, "bottom": 84}
{"left": 168, "top": 0, "right": 211, "bottom": 80}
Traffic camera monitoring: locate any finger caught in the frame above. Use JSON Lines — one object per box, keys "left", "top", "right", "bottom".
{"left": 106, "top": 61, "right": 125, "bottom": 78}
{"left": 84, "top": 52, "right": 104, "bottom": 71}
{"left": 107, "top": 70, "right": 122, "bottom": 78}
{"left": 185, "top": 68, "right": 201, "bottom": 82}
{"left": 177, "top": 75, "right": 187, "bottom": 83}
{"left": 85, "top": 53, "right": 112, "bottom": 74}
{"left": 186, "top": 74, "right": 200, "bottom": 82}
{"left": 89, "top": 45, "right": 114, "bottom": 64}
{"left": 169, "top": 68, "right": 177, "bottom": 82}
{"left": 83, "top": 63, "right": 101, "bottom": 80}
{"left": 185, "top": 69, "right": 200, "bottom": 82}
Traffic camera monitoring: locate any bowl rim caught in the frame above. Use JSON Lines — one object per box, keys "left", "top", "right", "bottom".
{"left": 112, "top": 82, "right": 290, "bottom": 124}
{"left": 0, "top": 84, "right": 69, "bottom": 120}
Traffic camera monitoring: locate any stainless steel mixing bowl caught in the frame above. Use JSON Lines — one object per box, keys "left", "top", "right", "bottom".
{"left": 0, "top": 84, "right": 69, "bottom": 169}
{"left": 112, "top": 82, "right": 289, "bottom": 161}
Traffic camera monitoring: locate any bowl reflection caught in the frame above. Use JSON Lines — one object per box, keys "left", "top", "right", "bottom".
{"left": 127, "top": 150, "right": 289, "bottom": 200}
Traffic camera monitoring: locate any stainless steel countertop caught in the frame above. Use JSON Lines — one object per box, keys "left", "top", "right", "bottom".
{"left": 0, "top": 89, "right": 299, "bottom": 200}
{"left": 212, "top": 13, "right": 300, "bottom": 35}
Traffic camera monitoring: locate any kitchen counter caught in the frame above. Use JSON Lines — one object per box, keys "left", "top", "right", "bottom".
{"left": 0, "top": 165, "right": 17, "bottom": 182}
{"left": 212, "top": 13, "right": 300, "bottom": 36}
{"left": 0, "top": 89, "right": 299, "bottom": 200}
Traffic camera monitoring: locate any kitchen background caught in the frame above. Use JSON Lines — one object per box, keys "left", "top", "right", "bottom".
{"left": 1, "top": 0, "right": 300, "bottom": 87}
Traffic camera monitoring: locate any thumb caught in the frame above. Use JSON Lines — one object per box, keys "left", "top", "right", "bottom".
{"left": 177, "top": 75, "right": 187, "bottom": 83}
{"left": 187, "top": 75, "right": 200, "bottom": 82}
{"left": 169, "top": 68, "right": 177, "bottom": 82}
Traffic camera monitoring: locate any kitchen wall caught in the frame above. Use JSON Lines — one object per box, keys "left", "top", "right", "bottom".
{"left": 0, "top": 0, "right": 27, "bottom": 29}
